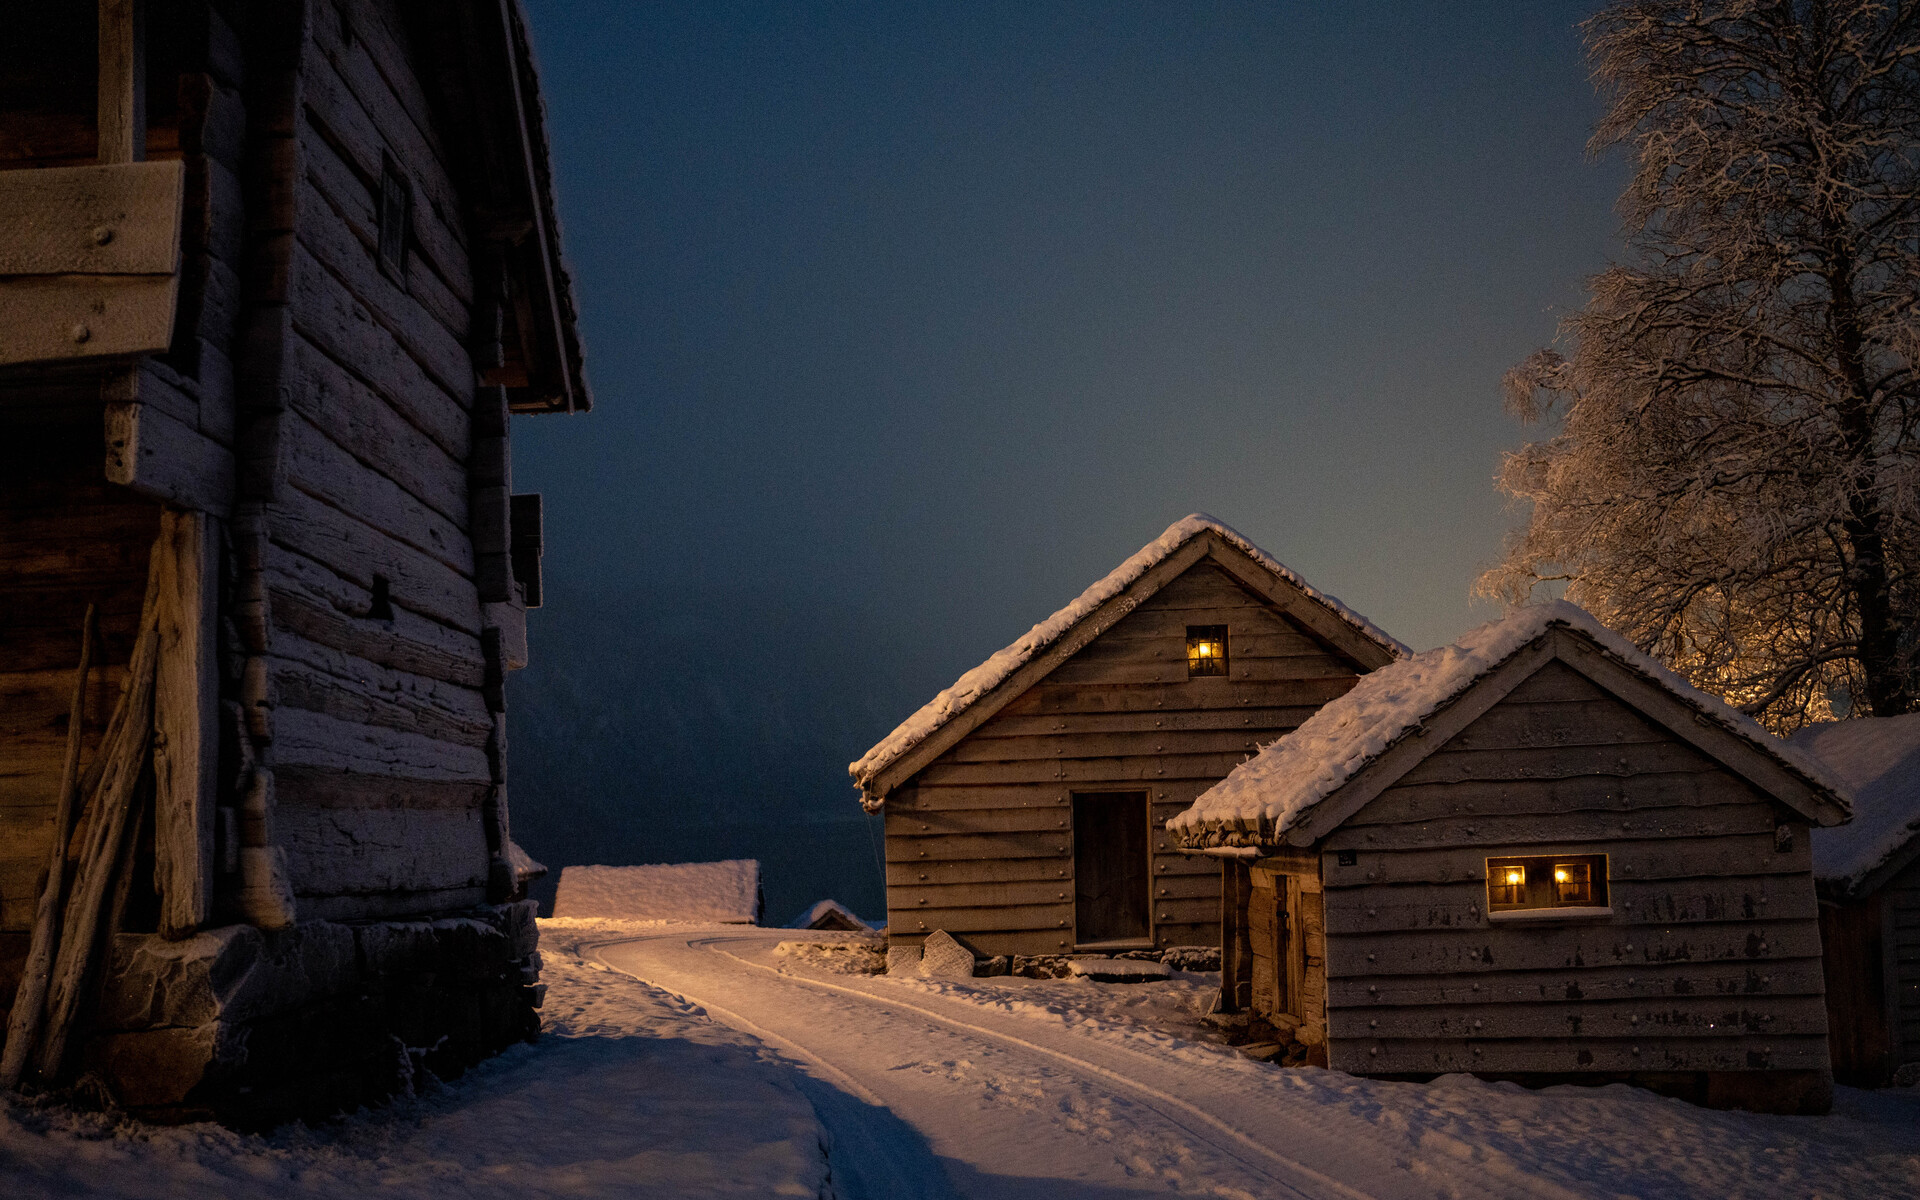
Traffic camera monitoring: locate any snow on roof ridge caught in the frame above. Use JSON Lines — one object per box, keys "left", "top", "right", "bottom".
{"left": 850, "top": 513, "right": 1408, "bottom": 801}
{"left": 1789, "top": 713, "right": 1920, "bottom": 891}
{"left": 1169, "top": 599, "right": 1849, "bottom": 847}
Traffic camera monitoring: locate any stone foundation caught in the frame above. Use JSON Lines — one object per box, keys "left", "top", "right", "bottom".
{"left": 76, "top": 901, "right": 542, "bottom": 1128}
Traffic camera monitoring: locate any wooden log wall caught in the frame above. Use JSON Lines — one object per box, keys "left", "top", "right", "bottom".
{"left": 0, "top": 424, "right": 158, "bottom": 1002}
{"left": 1885, "top": 857, "right": 1920, "bottom": 1076}
{"left": 886, "top": 559, "right": 1368, "bottom": 956}
{"left": 1317, "top": 659, "right": 1829, "bottom": 1076}
{"left": 256, "top": 0, "right": 494, "bottom": 921}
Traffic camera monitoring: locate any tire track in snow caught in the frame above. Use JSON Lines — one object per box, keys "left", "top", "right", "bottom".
{"left": 591, "top": 931, "right": 1598, "bottom": 1200}
{"left": 589, "top": 932, "right": 1349, "bottom": 1200}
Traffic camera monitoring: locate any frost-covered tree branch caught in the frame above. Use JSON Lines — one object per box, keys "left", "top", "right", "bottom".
{"left": 1483, "top": 0, "right": 1920, "bottom": 728}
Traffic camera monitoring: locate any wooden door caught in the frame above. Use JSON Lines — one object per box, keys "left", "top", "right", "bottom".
{"left": 1072, "top": 791, "right": 1150, "bottom": 944}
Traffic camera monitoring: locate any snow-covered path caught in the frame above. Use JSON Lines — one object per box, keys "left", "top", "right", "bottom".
{"left": 591, "top": 929, "right": 1536, "bottom": 1200}
{"left": 591, "top": 925, "right": 1920, "bottom": 1200}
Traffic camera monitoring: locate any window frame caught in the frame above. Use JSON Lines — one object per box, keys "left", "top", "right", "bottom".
{"left": 1185, "top": 625, "right": 1229, "bottom": 678}
{"left": 1484, "top": 852, "right": 1611, "bottom": 921}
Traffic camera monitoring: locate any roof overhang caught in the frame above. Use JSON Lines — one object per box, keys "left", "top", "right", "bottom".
{"left": 1178, "top": 623, "right": 1851, "bottom": 854}
{"left": 860, "top": 528, "right": 1400, "bottom": 805}
{"left": 408, "top": 0, "right": 589, "bottom": 415}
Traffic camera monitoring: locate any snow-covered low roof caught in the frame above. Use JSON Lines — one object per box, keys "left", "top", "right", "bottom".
{"left": 850, "top": 513, "right": 1407, "bottom": 799}
{"left": 552, "top": 860, "right": 763, "bottom": 923}
{"left": 1169, "top": 600, "right": 1848, "bottom": 847}
{"left": 1789, "top": 714, "right": 1920, "bottom": 893}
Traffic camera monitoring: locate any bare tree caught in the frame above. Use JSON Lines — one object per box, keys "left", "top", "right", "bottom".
{"left": 1486, "top": 0, "right": 1920, "bottom": 727}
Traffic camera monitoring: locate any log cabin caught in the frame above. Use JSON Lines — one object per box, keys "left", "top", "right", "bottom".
{"left": 1787, "top": 715, "right": 1920, "bottom": 1088}
{"left": 0, "top": 0, "right": 586, "bottom": 1125}
{"left": 850, "top": 514, "right": 1405, "bottom": 958}
{"left": 1167, "top": 601, "right": 1850, "bottom": 1114}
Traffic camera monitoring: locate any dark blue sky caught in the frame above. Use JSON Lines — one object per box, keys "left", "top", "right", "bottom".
{"left": 516, "top": 1, "right": 1619, "bottom": 668}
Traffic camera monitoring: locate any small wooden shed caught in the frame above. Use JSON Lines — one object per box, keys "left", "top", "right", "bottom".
{"left": 1788, "top": 715, "right": 1920, "bottom": 1087}
{"left": 851, "top": 514, "right": 1404, "bottom": 957}
{"left": 1168, "top": 601, "right": 1850, "bottom": 1115}
{"left": 1, "top": 0, "right": 585, "bottom": 1125}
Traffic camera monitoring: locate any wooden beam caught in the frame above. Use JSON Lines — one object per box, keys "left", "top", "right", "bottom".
{"left": 153, "top": 508, "right": 219, "bottom": 938}
{"left": 98, "top": 0, "right": 146, "bottom": 165}
{"left": 0, "top": 162, "right": 182, "bottom": 275}
{"left": 103, "top": 371, "right": 235, "bottom": 512}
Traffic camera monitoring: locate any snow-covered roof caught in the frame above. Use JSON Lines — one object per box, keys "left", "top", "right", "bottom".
{"left": 1169, "top": 600, "right": 1848, "bottom": 847}
{"left": 850, "top": 514, "right": 1407, "bottom": 801}
{"left": 552, "top": 860, "right": 763, "bottom": 923}
{"left": 786, "top": 899, "right": 873, "bottom": 931}
{"left": 1789, "top": 714, "right": 1920, "bottom": 893}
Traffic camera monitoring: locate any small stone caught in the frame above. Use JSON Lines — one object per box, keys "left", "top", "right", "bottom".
{"left": 917, "top": 930, "right": 977, "bottom": 979}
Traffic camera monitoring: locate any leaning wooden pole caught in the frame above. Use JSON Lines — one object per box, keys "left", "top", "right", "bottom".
{"left": 0, "top": 607, "right": 97, "bottom": 1091}
{"left": 34, "top": 574, "right": 162, "bottom": 1083}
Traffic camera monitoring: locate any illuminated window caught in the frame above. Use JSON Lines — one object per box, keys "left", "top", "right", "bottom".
{"left": 1186, "top": 626, "right": 1228, "bottom": 677}
{"left": 1554, "top": 860, "right": 1593, "bottom": 905}
{"left": 1491, "top": 863, "right": 1526, "bottom": 906}
{"left": 1486, "top": 854, "right": 1608, "bottom": 914}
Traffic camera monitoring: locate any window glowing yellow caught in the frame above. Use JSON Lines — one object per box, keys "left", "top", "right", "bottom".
{"left": 1491, "top": 864, "right": 1526, "bottom": 905}
{"left": 1185, "top": 626, "right": 1229, "bottom": 677}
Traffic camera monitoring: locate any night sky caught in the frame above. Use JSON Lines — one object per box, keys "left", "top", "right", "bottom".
{"left": 506, "top": 1, "right": 1624, "bottom": 920}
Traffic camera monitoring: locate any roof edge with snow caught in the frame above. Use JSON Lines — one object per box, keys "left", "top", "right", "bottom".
{"left": 1169, "top": 601, "right": 1851, "bottom": 852}
{"left": 850, "top": 514, "right": 1409, "bottom": 807}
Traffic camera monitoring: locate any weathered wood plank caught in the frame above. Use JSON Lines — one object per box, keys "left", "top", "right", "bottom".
{"left": 885, "top": 857, "right": 1071, "bottom": 888}
{"left": 1326, "top": 958, "right": 1827, "bottom": 1008}
{"left": 1322, "top": 875, "right": 1817, "bottom": 935}
{"left": 935, "top": 727, "right": 1284, "bottom": 765}
{"left": 0, "top": 161, "right": 184, "bottom": 274}
{"left": 890, "top": 903, "right": 1074, "bottom": 935}
{"left": 1152, "top": 855, "right": 1222, "bottom": 878}
{"left": 292, "top": 169, "right": 473, "bottom": 401}
{"left": 299, "top": 28, "right": 471, "bottom": 302}
{"left": 280, "top": 407, "right": 472, "bottom": 575}
{"left": 298, "top": 109, "right": 470, "bottom": 351}
{"left": 976, "top": 706, "right": 1322, "bottom": 739}
{"left": 1069, "top": 629, "right": 1337, "bottom": 663}
{"left": 0, "top": 274, "right": 183, "bottom": 369}
{"left": 1006, "top": 678, "right": 1360, "bottom": 715}
{"left": 264, "top": 542, "right": 484, "bottom": 687}
{"left": 885, "top": 831, "right": 1072, "bottom": 863}
{"left": 1500, "top": 659, "right": 1612, "bottom": 705}
{"left": 1323, "top": 802, "right": 1780, "bottom": 853}
{"left": 103, "top": 392, "right": 235, "bottom": 514}
{"left": 1136, "top": 563, "right": 1269, "bottom": 609}
{"left": 271, "top": 706, "right": 491, "bottom": 782}
{"left": 887, "top": 806, "right": 1076, "bottom": 837}
{"left": 1347, "top": 769, "right": 1777, "bottom": 827}
{"left": 1047, "top": 656, "right": 1361, "bottom": 687}
{"left": 1323, "top": 833, "right": 1810, "bottom": 890}
{"left": 288, "top": 240, "right": 469, "bottom": 460}
{"left": 1398, "top": 740, "right": 1716, "bottom": 786}
{"left": 892, "top": 785, "right": 1070, "bottom": 812}
{"left": 1336, "top": 1035, "right": 1832, "bottom": 1075}
{"left": 1151, "top": 896, "right": 1220, "bottom": 924}
{"left": 152, "top": 510, "right": 217, "bottom": 938}
{"left": 286, "top": 331, "right": 468, "bottom": 524}
{"left": 267, "top": 482, "right": 481, "bottom": 635}
{"left": 1150, "top": 873, "right": 1221, "bottom": 901}
{"left": 1099, "top": 604, "right": 1302, "bottom": 639}
{"left": 1325, "top": 920, "right": 1824, "bottom": 978}
{"left": 916, "top": 752, "right": 1257, "bottom": 788}
{"left": 268, "top": 633, "right": 492, "bottom": 750}
{"left": 1444, "top": 698, "right": 1672, "bottom": 753}
{"left": 890, "top": 879, "right": 1075, "bottom": 911}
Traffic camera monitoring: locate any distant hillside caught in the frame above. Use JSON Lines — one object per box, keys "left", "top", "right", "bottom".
{"left": 505, "top": 584, "right": 937, "bottom": 922}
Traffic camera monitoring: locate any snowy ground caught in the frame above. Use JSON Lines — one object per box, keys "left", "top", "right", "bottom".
{"left": 4, "top": 919, "right": 1919, "bottom": 1199}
